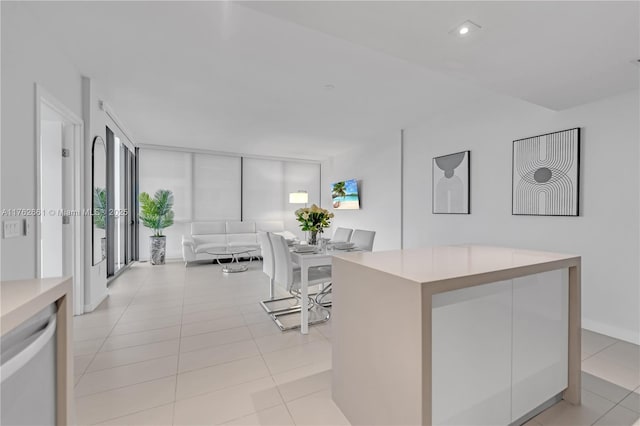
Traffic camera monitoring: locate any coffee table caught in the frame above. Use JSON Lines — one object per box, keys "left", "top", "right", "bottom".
{"left": 206, "top": 247, "right": 255, "bottom": 273}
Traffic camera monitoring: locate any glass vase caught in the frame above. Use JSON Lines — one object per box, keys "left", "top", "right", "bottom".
{"left": 308, "top": 230, "right": 318, "bottom": 246}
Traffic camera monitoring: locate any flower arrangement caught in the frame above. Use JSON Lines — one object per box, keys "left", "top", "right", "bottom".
{"left": 294, "top": 204, "right": 334, "bottom": 245}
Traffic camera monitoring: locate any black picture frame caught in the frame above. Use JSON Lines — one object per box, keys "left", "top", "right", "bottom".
{"left": 432, "top": 150, "right": 470, "bottom": 214}
{"left": 512, "top": 128, "right": 580, "bottom": 216}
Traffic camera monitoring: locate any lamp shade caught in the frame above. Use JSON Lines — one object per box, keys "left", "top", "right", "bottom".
{"left": 289, "top": 191, "right": 309, "bottom": 204}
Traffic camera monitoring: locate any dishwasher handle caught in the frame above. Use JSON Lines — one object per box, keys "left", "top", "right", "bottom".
{"left": 0, "top": 313, "right": 57, "bottom": 383}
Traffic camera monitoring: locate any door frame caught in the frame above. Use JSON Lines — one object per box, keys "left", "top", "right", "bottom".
{"left": 35, "top": 84, "right": 85, "bottom": 315}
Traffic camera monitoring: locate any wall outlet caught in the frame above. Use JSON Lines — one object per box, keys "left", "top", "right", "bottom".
{"left": 3, "top": 220, "right": 22, "bottom": 238}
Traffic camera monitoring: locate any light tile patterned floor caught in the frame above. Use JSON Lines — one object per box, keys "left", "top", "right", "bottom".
{"left": 73, "top": 261, "right": 640, "bottom": 425}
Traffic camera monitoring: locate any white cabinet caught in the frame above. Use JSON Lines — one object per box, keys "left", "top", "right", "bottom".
{"left": 432, "top": 270, "right": 568, "bottom": 425}
{"left": 433, "top": 280, "right": 513, "bottom": 425}
{"left": 512, "top": 270, "right": 568, "bottom": 421}
{"left": 331, "top": 246, "right": 580, "bottom": 426}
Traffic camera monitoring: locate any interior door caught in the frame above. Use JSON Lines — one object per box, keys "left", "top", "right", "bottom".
{"left": 40, "top": 119, "right": 63, "bottom": 278}
{"left": 40, "top": 106, "right": 74, "bottom": 279}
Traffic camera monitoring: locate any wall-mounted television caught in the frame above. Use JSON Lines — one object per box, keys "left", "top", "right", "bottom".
{"left": 331, "top": 179, "right": 360, "bottom": 210}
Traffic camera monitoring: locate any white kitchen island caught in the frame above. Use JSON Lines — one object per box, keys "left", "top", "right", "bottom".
{"left": 331, "top": 245, "right": 581, "bottom": 426}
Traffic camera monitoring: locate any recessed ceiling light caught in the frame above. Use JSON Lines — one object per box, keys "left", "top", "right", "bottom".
{"left": 450, "top": 20, "right": 481, "bottom": 37}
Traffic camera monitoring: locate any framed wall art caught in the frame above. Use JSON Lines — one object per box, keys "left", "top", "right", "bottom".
{"left": 432, "top": 150, "right": 470, "bottom": 214}
{"left": 512, "top": 128, "right": 580, "bottom": 216}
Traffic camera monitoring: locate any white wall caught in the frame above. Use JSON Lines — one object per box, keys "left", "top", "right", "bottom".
{"left": 403, "top": 91, "right": 639, "bottom": 344}
{"left": 82, "top": 77, "right": 111, "bottom": 311}
{"left": 1, "top": 2, "right": 83, "bottom": 280}
{"left": 322, "top": 131, "right": 402, "bottom": 251}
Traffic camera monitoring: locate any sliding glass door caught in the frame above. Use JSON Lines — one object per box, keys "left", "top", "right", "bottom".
{"left": 106, "top": 126, "right": 137, "bottom": 279}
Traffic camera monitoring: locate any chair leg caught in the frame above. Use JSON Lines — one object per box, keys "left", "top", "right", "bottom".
{"left": 260, "top": 278, "right": 301, "bottom": 314}
{"left": 271, "top": 307, "right": 330, "bottom": 331}
{"left": 315, "top": 283, "right": 332, "bottom": 307}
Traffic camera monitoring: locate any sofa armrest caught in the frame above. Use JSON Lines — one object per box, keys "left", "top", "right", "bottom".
{"left": 182, "top": 236, "right": 197, "bottom": 263}
{"left": 182, "top": 235, "right": 195, "bottom": 249}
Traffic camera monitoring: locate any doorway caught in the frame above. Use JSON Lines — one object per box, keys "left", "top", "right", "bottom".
{"left": 36, "top": 85, "right": 84, "bottom": 314}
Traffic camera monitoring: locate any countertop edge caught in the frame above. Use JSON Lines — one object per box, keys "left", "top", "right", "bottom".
{"left": 1, "top": 277, "right": 73, "bottom": 336}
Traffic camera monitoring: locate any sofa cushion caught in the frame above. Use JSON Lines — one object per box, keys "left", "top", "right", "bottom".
{"left": 227, "top": 233, "right": 258, "bottom": 246}
{"left": 194, "top": 235, "right": 227, "bottom": 245}
{"left": 192, "top": 222, "right": 226, "bottom": 235}
{"left": 256, "top": 221, "right": 285, "bottom": 232}
{"left": 226, "top": 221, "right": 255, "bottom": 234}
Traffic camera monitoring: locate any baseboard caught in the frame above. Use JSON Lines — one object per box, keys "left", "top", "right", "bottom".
{"left": 582, "top": 319, "right": 640, "bottom": 345}
{"left": 83, "top": 291, "right": 108, "bottom": 313}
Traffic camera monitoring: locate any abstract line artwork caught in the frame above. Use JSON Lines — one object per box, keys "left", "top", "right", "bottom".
{"left": 512, "top": 128, "right": 580, "bottom": 216}
{"left": 432, "top": 151, "right": 470, "bottom": 214}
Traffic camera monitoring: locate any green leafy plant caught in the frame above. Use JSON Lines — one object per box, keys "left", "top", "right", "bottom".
{"left": 139, "top": 189, "right": 175, "bottom": 237}
{"left": 93, "top": 187, "right": 107, "bottom": 230}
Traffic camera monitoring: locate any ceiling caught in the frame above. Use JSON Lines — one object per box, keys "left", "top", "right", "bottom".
{"left": 245, "top": 1, "right": 640, "bottom": 110}
{"left": 22, "top": 1, "right": 639, "bottom": 160}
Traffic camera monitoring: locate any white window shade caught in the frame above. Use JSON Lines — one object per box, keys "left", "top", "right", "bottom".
{"left": 243, "top": 158, "right": 284, "bottom": 222}
{"left": 139, "top": 150, "right": 192, "bottom": 221}
{"left": 194, "top": 154, "right": 241, "bottom": 220}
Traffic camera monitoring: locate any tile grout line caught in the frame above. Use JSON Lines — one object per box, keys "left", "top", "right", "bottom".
{"left": 172, "top": 267, "right": 188, "bottom": 426}
{"left": 75, "top": 267, "right": 150, "bottom": 390}
{"left": 582, "top": 339, "right": 621, "bottom": 362}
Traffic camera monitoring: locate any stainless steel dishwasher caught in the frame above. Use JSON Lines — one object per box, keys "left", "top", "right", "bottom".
{"left": 1, "top": 304, "right": 57, "bottom": 425}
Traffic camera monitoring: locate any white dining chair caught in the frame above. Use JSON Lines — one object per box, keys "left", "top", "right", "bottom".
{"left": 331, "top": 227, "right": 353, "bottom": 243}
{"left": 258, "top": 232, "right": 300, "bottom": 315}
{"left": 350, "top": 229, "right": 376, "bottom": 252}
{"left": 270, "top": 233, "right": 331, "bottom": 331}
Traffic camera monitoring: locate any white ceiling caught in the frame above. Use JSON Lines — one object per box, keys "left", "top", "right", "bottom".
{"left": 245, "top": 1, "right": 640, "bottom": 111}
{"left": 24, "top": 1, "right": 639, "bottom": 160}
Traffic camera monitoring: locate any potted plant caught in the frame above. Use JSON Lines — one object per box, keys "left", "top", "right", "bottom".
{"left": 294, "top": 204, "right": 334, "bottom": 245}
{"left": 93, "top": 187, "right": 107, "bottom": 260}
{"left": 139, "top": 189, "right": 174, "bottom": 265}
{"left": 332, "top": 181, "right": 347, "bottom": 208}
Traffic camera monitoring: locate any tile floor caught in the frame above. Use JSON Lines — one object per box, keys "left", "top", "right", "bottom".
{"left": 73, "top": 261, "right": 640, "bottom": 425}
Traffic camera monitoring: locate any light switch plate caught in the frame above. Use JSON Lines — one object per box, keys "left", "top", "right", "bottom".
{"left": 3, "top": 220, "right": 22, "bottom": 238}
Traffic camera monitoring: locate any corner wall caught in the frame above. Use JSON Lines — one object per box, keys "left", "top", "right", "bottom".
{"left": 322, "top": 131, "right": 402, "bottom": 252}
{"left": 403, "top": 91, "right": 639, "bottom": 344}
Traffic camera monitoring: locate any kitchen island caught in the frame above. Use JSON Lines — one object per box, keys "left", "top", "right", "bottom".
{"left": 331, "top": 245, "right": 580, "bottom": 426}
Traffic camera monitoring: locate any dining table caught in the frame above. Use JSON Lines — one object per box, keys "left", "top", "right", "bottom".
{"left": 289, "top": 246, "right": 359, "bottom": 334}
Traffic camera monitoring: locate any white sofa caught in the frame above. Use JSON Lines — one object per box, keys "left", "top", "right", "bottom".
{"left": 182, "top": 220, "right": 296, "bottom": 265}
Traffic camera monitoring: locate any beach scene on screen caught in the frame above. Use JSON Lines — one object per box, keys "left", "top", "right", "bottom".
{"left": 332, "top": 179, "right": 360, "bottom": 209}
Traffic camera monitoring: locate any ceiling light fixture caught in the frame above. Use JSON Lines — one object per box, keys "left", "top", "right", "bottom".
{"left": 324, "top": 84, "right": 335, "bottom": 91}
{"left": 450, "top": 20, "right": 481, "bottom": 37}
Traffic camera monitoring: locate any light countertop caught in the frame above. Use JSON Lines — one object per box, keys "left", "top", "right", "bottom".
{"left": 334, "top": 245, "right": 580, "bottom": 285}
{"left": 1, "top": 277, "right": 72, "bottom": 335}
